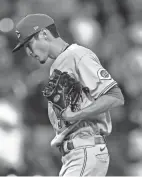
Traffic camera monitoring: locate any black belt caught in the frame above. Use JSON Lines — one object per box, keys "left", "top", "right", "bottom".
{"left": 59, "top": 136, "right": 106, "bottom": 156}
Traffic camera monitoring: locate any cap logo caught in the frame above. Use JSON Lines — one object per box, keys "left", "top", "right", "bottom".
{"left": 15, "top": 30, "right": 21, "bottom": 39}
{"left": 34, "top": 26, "right": 39, "bottom": 30}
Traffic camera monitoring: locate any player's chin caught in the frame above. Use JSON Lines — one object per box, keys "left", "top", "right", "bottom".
{"left": 40, "top": 60, "right": 46, "bottom": 64}
{"left": 39, "top": 58, "right": 47, "bottom": 64}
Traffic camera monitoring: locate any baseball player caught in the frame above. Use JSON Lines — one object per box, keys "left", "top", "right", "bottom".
{"left": 13, "top": 14, "right": 124, "bottom": 176}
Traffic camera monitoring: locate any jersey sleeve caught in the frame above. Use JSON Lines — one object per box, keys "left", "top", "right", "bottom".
{"left": 77, "top": 53, "right": 117, "bottom": 99}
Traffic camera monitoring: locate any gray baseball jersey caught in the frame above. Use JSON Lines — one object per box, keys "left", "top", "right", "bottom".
{"left": 48, "top": 44, "right": 117, "bottom": 138}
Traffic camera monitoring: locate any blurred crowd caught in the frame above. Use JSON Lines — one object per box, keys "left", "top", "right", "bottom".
{"left": 0, "top": 0, "right": 142, "bottom": 176}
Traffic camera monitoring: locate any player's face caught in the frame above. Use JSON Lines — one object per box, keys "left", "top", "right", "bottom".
{"left": 25, "top": 36, "right": 49, "bottom": 64}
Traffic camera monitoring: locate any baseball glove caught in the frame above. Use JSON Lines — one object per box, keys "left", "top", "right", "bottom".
{"left": 42, "top": 69, "right": 87, "bottom": 118}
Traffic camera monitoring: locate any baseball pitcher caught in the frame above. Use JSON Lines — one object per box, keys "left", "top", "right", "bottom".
{"left": 13, "top": 14, "right": 124, "bottom": 176}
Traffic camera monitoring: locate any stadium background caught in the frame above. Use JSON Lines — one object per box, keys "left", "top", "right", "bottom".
{"left": 0, "top": 0, "right": 142, "bottom": 175}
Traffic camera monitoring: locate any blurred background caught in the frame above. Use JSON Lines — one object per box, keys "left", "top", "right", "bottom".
{"left": 0, "top": 0, "right": 142, "bottom": 176}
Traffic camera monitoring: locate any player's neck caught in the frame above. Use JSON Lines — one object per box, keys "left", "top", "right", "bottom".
{"left": 49, "top": 38, "right": 69, "bottom": 59}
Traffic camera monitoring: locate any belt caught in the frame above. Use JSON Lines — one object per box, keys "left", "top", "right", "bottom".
{"left": 59, "top": 136, "right": 106, "bottom": 156}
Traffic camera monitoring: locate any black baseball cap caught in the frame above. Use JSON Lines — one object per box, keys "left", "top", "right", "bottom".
{"left": 12, "top": 14, "right": 54, "bottom": 52}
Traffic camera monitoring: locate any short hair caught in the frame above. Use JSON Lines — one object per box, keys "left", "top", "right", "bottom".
{"left": 34, "top": 23, "right": 59, "bottom": 39}
{"left": 47, "top": 24, "right": 60, "bottom": 38}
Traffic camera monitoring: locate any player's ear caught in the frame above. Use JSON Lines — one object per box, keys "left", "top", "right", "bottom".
{"left": 39, "top": 28, "right": 53, "bottom": 41}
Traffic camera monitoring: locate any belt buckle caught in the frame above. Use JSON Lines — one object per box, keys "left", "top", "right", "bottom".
{"left": 59, "top": 141, "right": 70, "bottom": 156}
{"left": 64, "top": 141, "right": 71, "bottom": 153}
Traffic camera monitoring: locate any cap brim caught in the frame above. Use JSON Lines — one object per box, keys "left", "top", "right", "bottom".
{"left": 12, "top": 42, "right": 25, "bottom": 53}
{"left": 12, "top": 32, "right": 38, "bottom": 53}
{"left": 12, "top": 36, "right": 32, "bottom": 53}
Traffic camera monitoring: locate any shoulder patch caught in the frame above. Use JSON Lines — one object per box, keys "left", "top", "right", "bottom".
{"left": 97, "top": 68, "right": 111, "bottom": 80}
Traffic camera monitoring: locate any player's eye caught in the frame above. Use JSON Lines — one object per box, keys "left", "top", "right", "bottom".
{"left": 25, "top": 46, "right": 32, "bottom": 56}
{"left": 24, "top": 43, "right": 34, "bottom": 57}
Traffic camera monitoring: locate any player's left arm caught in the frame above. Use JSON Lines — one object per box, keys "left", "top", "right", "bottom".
{"left": 64, "top": 84, "right": 124, "bottom": 122}
{"left": 65, "top": 85, "right": 124, "bottom": 122}
{"left": 63, "top": 54, "right": 124, "bottom": 122}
